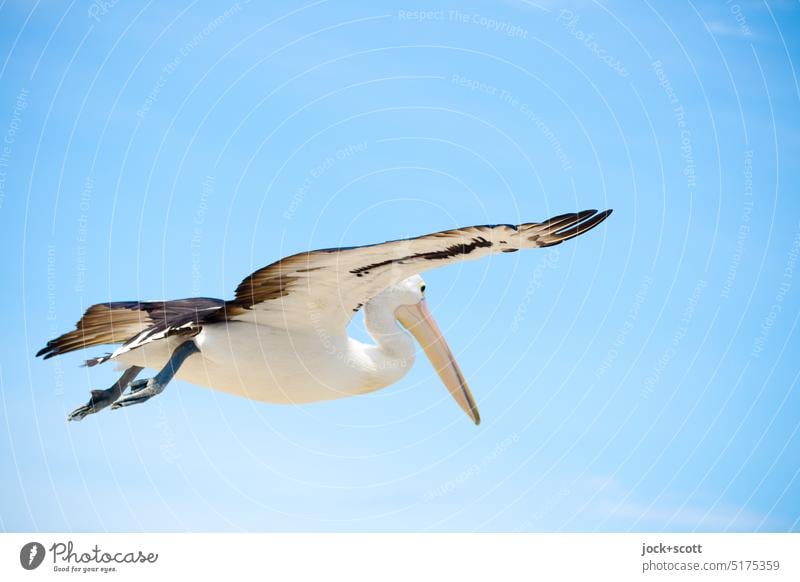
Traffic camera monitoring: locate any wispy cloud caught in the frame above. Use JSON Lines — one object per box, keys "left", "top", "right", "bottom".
{"left": 563, "top": 475, "right": 773, "bottom": 532}
{"left": 594, "top": 499, "right": 767, "bottom": 531}
{"left": 706, "top": 20, "right": 754, "bottom": 40}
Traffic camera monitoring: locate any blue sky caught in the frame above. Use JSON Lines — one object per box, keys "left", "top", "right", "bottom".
{"left": 1, "top": 0, "right": 799, "bottom": 532}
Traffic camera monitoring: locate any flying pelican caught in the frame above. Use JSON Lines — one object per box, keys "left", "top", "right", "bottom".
{"left": 38, "top": 209, "right": 612, "bottom": 424}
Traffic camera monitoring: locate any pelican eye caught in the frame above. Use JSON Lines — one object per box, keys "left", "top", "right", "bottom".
{"left": 420, "top": 284, "right": 426, "bottom": 293}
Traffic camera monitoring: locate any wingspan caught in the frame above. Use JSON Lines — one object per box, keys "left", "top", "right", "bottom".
{"left": 38, "top": 210, "right": 612, "bottom": 362}
{"left": 225, "top": 209, "right": 612, "bottom": 334}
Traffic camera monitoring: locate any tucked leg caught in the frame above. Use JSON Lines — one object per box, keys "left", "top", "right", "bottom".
{"left": 67, "top": 366, "right": 143, "bottom": 421}
{"left": 111, "top": 340, "right": 200, "bottom": 409}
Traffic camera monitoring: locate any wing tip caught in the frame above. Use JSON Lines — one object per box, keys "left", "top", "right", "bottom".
{"left": 36, "top": 343, "right": 60, "bottom": 359}
{"left": 531, "top": 208, "right": 613, "bottom": 246}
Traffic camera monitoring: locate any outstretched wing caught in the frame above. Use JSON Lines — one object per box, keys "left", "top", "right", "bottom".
{"left": 37, "top": 298, "right": 225, "bottom": 365}
{"left": 226, "top": 209, "right": 612, "bottom": 334}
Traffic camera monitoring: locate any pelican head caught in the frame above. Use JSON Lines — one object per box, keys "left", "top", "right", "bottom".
{"left": 367, "top": 275, "right": 480, "bottom": 425}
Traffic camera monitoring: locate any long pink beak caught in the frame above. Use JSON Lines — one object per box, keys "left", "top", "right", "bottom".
{"left": 395, "top": 299, "right": 480, "bottom": 425}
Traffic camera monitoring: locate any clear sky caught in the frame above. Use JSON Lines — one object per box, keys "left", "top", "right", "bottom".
{"left": 0, "top": 0, "right": 798, "bottom": 532}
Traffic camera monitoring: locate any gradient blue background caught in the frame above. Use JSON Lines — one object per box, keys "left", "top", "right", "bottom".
{"left": 1, "top": 0, "right": 798, "bottom": 532}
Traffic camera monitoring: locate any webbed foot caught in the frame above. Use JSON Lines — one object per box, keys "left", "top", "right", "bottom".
{"left": 66, "top": 366, "right": 143, "bottom": 421}
{"left": 68, "top": 388, "right": 118, "bottom": 421}
{"left": 111, "top": 378, "right": 164, "bottom": 409}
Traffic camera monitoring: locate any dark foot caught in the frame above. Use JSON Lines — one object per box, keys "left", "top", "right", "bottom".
{"left": 111, "top": 378, "right": 164, "bottom": 409}
{"left": 68, "top": 388, "right": 119, "bottom": 421}
{"left": 66, "top": 366, "right": 142, "bottom": 422}
{"left": 108, "top": 341, "right": 198, "bottom": 411}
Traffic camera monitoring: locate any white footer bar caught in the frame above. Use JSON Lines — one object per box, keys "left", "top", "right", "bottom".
{"left": 1, "top": 533, "right": 798, "bottom": 581}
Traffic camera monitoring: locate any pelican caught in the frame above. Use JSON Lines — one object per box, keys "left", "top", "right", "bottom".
{"left": 37, "top": 209, "right": 612, "bottom": 424}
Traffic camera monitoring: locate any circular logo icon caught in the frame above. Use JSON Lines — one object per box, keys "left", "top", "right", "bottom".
{"left": 20, "top": 542, "right": 46, "bottom": 570}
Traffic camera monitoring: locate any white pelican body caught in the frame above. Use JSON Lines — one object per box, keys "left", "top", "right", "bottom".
{"left": 115, "top": 303, "right": 416, "bottom": 405}
{"left": 38, "top": 210, "right": 612, "bottom": 424}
